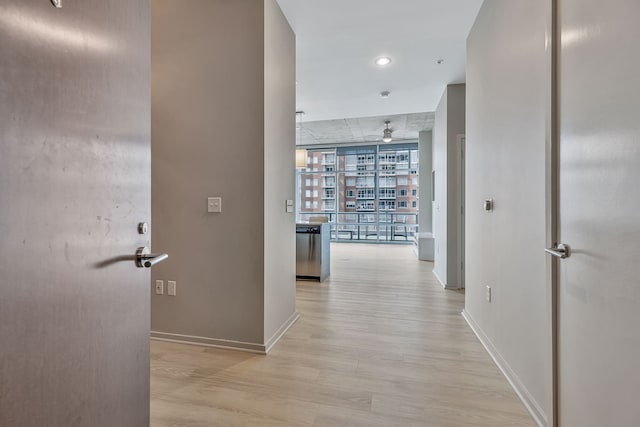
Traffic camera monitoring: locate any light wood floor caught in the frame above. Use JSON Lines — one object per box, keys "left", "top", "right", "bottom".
{"left": 151, "top": 243, "right": 535, "bottom": 426}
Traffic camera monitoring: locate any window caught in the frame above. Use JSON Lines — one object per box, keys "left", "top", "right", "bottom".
{"left": 357, "top": 154, "right": 375, "bottom": 165}
{"left": 357, "top": 188, "right": 375, "bottom": 199}
{"left": 379, "top": 177, "right": 396, "bottom": 187}
{"left": 323, "top": 153, "right": 335, "bottom": 164}
{"left": 345, "top": 156, "right": 357, "bottom": 171}
{"left": 322, "top": 200, "right": 335, "bottom": 211}
{"left": 379, "top": 188, "right": 396, "bottom": 199}
{"left": 379, "top": 200, "right": 396, "bottom": 211}
{"left": 379, "top": 153, "right": 396, "bottom": 163}
{"left": 357, "top": 200, "right": 375, "bottom": 211}
{"left": 356, "top": 176, "right": 375, "bottom": 187}
{"left": 323, "top": 176, "right": 336, "bottom": 187}
{"left": 298, "top": 142, "right": 418, "bottom": 242}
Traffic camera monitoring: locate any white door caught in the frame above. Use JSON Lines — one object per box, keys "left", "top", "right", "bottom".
{"left": 555, "top": 0, "right": 640, "bottom": 425}
{"left": 0, "top": 1, "right": 158, "bottom": 426}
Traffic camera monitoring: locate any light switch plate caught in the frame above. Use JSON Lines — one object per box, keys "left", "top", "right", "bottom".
{"left": 167, "top": 280, "right": 177, "bottom": 296}
{"left": 286, "top": 199, "right": 294, "bottom": 213}
{"left": 207, "top": 197, "right": 222, "bottom": 213}
{"left": 155, "top": 280, "right": 164, "bottom": 295}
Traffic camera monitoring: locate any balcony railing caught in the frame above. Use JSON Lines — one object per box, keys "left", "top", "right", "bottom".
{"left": 297, "top": 212, "right": 418, "bottom": 244}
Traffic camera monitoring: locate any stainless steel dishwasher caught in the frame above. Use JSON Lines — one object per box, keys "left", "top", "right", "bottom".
{"left": 296, "top": 223, "right": 330, "bottom": 281}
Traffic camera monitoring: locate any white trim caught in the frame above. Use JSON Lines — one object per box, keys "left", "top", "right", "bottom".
{"left": 433, "top": 268, "right": 446, "bottom": 288}
{"left": 150, "top": 331, "right": 266, "bottom": 354}
{"left": 264, "top": 311, "right": 300, "bottom": 354}
{"left": 433, "top": 268, "right": 460, "bottom": 289}
{"left": 462, "top": 310, "right": 548, "bottom": 427}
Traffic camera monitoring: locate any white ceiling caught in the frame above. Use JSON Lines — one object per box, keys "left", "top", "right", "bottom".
{"left": 276, "top": 0, "right": 484, "bottom": 122}
{"left": 298, "top": 112, "right": 434, "bottom": 146}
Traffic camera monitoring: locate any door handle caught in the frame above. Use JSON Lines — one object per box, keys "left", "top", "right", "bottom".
{"left": 545, "top": 243, "right": 571, "bottom": 259}
{"left": 135, "top": 247, "right": 169, "bottom": 268}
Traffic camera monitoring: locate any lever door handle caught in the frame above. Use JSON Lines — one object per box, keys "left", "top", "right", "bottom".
{"left": 545, "top": 243, "right": 571, "bottom": 259}
{"left": 136, "top": 247, "right": 169, "bottom": 268}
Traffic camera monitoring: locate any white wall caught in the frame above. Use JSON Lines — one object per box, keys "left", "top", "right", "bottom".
{"left": 263, "top": 0, "right": 297, "bottom": 347}
{"left": 433, "top": 84, "right": 465, "bottom": 288}
{"left": 464, "top": 1, "right": 549, "bottom": 425}
{"left": 151, "top": 0, "right": 296, "bottom": 352}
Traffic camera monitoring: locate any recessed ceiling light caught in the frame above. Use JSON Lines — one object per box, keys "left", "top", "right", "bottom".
{"left": 380, "top": 91, "right": 391, "bottom": 98}
{"left": 375, "top": 57, "right": 392, "bottom": 66}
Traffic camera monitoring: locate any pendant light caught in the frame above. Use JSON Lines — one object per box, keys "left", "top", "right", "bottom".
{"left": 382, "top": 121, "right": 393, "bottom": 143}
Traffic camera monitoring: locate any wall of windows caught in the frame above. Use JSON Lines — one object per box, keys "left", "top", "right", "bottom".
{"left": 297, "top": 143, "right": 419, "bottom": 243}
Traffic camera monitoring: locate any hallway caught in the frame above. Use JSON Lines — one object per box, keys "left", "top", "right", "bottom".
{"left": 151, "top": 244, "right": 535, "bottom": 426}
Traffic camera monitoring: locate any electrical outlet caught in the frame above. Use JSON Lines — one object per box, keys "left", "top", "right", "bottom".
{"left": 155, "top": 280, "right": 164, "bottom": 295}
{"left": 168, "top": 280, "right": 177, "bottom": 296}
{"left": 207, "top": 197, "right": 222, "bottom": 213}
{"left": 486, "top": 285, "right": 492, "bottom": 303}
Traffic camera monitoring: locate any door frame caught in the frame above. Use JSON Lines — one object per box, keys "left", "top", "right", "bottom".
{"left": 544, "top": 0, "right": 559, "bottom": 425}
{"left": 457, "top": 134, "right": 466, "bottom": 289}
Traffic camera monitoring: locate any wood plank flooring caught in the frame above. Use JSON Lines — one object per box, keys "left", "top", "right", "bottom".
{"left": 151, "top": 243, "right": 536, "bottom": 426}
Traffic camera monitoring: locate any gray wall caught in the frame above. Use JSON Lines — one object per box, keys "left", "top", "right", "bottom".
{"left": 263, "top": 0, "right": 297, "bottom": 344}
{"left": 418, "top": 131, "right": 433, "bottom": 233}
{"left": 151, "top": 0, "right": 296, "bottom": 350}
{"left": 464, "top": 1, "right": 549, "bottom": 424}
{"left": 433, "top": 84, "right": 465, "bottom": 288}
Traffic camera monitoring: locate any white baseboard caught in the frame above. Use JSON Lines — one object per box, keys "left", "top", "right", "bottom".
{"left": 433, "top": 268, "right": 460, "bottom": 289}
{"left": 150, "top": 331, "right": 267, "bottom": 354}
{"left": 264, "top": 311, "right": 300, "bottom": 354}
{"left": 462, "top": 310, "right": 548, "bottom": 427}
{"left": 433, "top": 269, "right": 446, "bottom": 288}
{"left": 150, "top": 312, "right": 300, "bottom": 355}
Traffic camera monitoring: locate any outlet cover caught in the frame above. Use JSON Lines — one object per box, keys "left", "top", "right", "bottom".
{"left": 168, "top": 280, "right": 177, "bottom": 296}
{"left": 207, "top": 197, "right": 222, "bottom": 213}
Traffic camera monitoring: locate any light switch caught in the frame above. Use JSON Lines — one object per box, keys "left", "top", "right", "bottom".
{"left": 167, "top": 281, "right": 177, "bottom": 296}
{"left": 286, "top": 199, "right": 294, "bottom": 213}
{"left": 207, "top": 197, "right": 222, "bottom": 213}
{"left": 155, "top": 280, "right": 164, "bottom": 295}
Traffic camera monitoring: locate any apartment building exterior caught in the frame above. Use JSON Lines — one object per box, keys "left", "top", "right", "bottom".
{"left": 297, "top": 143, "right": 419, "bottom": 241}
